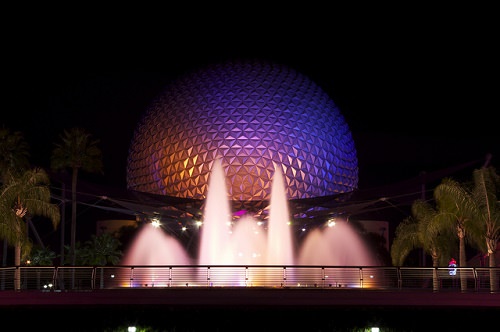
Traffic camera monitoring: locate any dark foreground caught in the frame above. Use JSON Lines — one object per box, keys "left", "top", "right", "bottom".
{"left": 2, "top": 288, "right": 499, "bottom": 331}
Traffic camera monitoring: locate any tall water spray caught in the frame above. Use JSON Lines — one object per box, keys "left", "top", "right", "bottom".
{"left": 121, "top": 160, "right": 376, "bottom": 287}
{"left": 267, "top": 162, "right": 295, "bottom": 265}
{"left": 197, "top": 159, "right": 233, "bottom": 265}
{"left": 198, "top": 159, "right": 294, "bottom": 265}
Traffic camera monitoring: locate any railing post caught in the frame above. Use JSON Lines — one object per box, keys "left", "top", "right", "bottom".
{"left": 91, "top": 267, "right": 95, "bottom": 290}
{"left": 472, "top": 267, "right": 478, "bottom": 291}
{"left": 15, "top": 266, "right": 21, "bottom": 291}
{"left": 52, "top": 267, "right": 58, "bottom": 291}
{"left": 397, "top": 267, "right": 402, "bottom": 290}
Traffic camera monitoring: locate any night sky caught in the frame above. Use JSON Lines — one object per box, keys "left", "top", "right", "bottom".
{"left": 4, "top": 12, "right": 497, "bottom": 219}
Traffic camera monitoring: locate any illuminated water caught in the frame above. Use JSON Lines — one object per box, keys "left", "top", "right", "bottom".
{"left": 122, "top": 159, "right": 375, "bottom": 286}
{"left": 198, "top": 160, "right": 233, "bottom": 265}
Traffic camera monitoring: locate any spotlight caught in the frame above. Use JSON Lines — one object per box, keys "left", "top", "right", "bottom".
{"left": 151, "top": 217, "right": 161, "bottom": 228}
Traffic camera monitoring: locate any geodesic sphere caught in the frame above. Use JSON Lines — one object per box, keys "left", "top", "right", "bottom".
{"left": 126, "top": 59, "right": 358, "bottom": 201}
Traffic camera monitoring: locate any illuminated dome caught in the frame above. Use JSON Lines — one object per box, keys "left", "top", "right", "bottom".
{"left": 126, "top": 59, "right": 358, "bottom": 202}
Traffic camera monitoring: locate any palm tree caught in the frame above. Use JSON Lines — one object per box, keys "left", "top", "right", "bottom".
{"left": 82, "top": 232, "right": 123, "bottom": 266}
{"left": 391, "top": 199, "right": 455, "bottom": 291}
{"left": 434, "top": 177, "right": 484, "bottom": 291}
{"left": 0, "top": 127, "right": 30, "bottom": 182}
{"left": 471, "top": 167, "right": 500, "bottom": 292}
{"left": 50, "top": 127, "right": 103, "bottom": 267}
{"left": 62, "top": 242, "right": 87, "bottom": 265}
{"left": 433, "top": 167, "right": 500, "bottom": 291}
{"left": 0, "top": 128, "right": 30, "bottom": 269}
{"left": 28, "top": 245, "right": 57, "bottom": 266}
{"left": 27, "top": 245, "right": 57, "bottom": 290}
{"left": 84, "top": 232, "right": 122, "bottom": 289}
{"left": 0, "top": 168, "right": 60, "bottom": 290}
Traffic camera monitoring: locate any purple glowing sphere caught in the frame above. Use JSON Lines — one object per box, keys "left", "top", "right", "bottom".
{"left": 126, "top": 59, "right": 358, "bottom": 202}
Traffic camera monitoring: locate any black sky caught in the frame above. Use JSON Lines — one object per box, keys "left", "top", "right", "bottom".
{"left": 4, "top": 12, "right": 498, "bottom": 202}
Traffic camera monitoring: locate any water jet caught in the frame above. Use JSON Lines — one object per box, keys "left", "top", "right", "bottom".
{"left": 121, "top": 160, "right": 376, "bottom": 287}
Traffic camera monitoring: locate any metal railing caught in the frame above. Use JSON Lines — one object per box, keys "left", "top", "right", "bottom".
{"left": 1, "top": 266, "right": 499, "bottom": 292}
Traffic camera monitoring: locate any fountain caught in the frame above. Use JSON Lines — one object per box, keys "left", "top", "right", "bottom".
{"left": 120, "top": 159, "right": 377, "bottom": 287}
{"left": 197, "top": 159, "right": 233, "bottom": 265}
